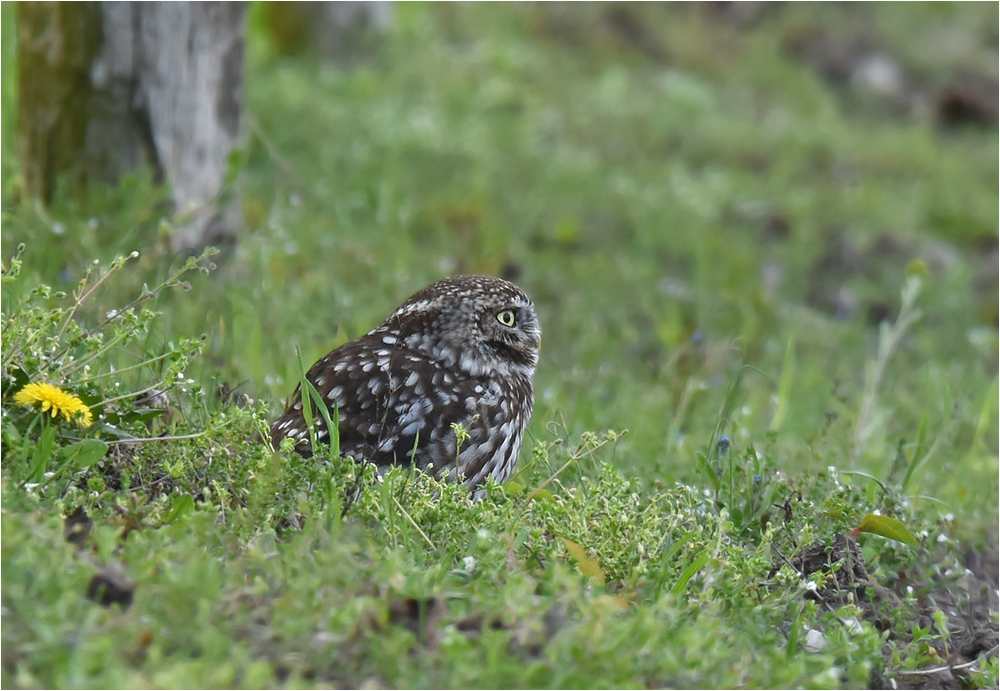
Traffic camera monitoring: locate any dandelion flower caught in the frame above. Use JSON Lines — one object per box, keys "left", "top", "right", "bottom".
{"left": 14, "top": 382, "right": 93, "bottom": 428}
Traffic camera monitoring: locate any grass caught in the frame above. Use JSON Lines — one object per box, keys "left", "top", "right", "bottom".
{"left": 2, "top": 3, "right": 998, "bottom": 688}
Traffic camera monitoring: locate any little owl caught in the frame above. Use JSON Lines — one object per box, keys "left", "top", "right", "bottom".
{"left": 271, "top": 275, "right": 540, "bottom": 490}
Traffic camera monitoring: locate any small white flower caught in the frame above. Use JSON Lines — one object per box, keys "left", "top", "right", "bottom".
{"left": 842, "top": 618, "right": 866, "bottom": 635}
{"left": 463, "top": 556, "right": 477, "bottom": 571}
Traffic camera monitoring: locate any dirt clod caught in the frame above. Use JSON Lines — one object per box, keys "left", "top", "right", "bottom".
{"left": 63, "top": 507, "right": 93, "bottom": 548}
{"left": 86, "top": 565, "right": 135, "bottom": 610}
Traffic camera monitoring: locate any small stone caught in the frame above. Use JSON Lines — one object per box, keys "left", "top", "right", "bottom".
{"left": 804, "top": 628, "right": 827, "bottom": 653}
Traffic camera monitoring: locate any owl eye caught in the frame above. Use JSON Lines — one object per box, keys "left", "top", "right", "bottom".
{"left": 496, "top": 309, "right": 516, "bottom": 327}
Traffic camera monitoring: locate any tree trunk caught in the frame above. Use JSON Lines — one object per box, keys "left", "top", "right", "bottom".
{"left": 18, "top": 1, "right": 247, "bottom": 252}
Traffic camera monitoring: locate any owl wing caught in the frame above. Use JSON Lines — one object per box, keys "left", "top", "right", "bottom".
{"left": 270, "top": 332, "right": 485, "bottom": 472}
{"left": 271, "top": 332, "right": 391, "bottom": 457}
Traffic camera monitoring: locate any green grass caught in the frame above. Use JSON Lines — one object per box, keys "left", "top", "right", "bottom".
{"left": 2, "top": 3, "right": 997, "bottom": 688}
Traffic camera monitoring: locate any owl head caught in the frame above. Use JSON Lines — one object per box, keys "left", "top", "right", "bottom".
{"left": 383, "top": 275, "right": 541, "bottom": 379}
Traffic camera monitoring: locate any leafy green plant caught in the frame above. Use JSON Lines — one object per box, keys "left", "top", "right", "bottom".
{"left": 853, "top": 268, "right": 925, "bottom": 466}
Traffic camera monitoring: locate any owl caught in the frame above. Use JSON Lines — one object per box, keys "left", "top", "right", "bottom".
{"left": 271, "top": 275, "right": 541, "bottom": 491}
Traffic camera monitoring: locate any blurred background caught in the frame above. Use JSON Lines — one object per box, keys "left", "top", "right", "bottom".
{"left": 2, "top": 2, "right": 997, "bottom": 521}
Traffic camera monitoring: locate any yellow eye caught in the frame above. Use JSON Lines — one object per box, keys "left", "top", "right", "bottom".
{"left": 496, "top": 309, "right": 516, "bottom": 327}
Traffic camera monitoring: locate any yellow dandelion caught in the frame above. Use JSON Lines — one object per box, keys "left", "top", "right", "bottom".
{"left": 14, "top": 382, "right": 93, "bottom": 428}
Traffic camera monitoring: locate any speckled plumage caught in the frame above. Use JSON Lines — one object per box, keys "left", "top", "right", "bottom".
{"left": 271, "top": 275, "right": 541, "bottom": 490}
